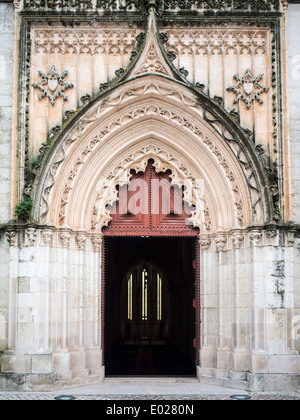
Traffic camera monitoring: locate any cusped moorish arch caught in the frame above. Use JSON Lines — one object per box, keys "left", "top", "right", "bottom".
{"left": 31, "top": 8, "right": 272, "bottom": 234}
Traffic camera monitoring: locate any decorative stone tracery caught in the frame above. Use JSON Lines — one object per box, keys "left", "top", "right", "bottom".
{"left": 33, "top": 58, "right": 269, "bottom": 233}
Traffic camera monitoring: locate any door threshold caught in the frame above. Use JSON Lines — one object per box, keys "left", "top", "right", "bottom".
{"left": 104, "top": 376, "right": 198, "bottom": 382}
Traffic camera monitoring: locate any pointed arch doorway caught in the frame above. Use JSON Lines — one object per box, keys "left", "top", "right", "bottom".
{"left": 103, "top": 160, "right": 200, "bottom": 377}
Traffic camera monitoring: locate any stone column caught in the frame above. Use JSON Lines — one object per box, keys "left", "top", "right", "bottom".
{"left": 85, "top": 234, "right": 104, "bottom": 379}
{"left": 82, "top": 234, "right": 104, "bottom": 381}
{"left": 231, "top": 230, "right": 250, "bottom": 377}
{"left": 40, "top": 229, "right": 54, "bottom": 352}
{"left": 53, "top": 231, "right": 72, "bottom": 381}
{"left": 2, "top": 228, "right": 54, "bottom": 388}
{"left": 71, "top": 233, "right": 89, "bottom": 379}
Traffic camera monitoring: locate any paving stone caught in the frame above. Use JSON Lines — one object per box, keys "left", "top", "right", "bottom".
{"left": 0, "top": 392, "right": 299, "bottom": 401}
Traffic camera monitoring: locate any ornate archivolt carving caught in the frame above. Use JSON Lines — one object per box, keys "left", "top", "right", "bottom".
{"left": 35, "top": 76, "right": 263, "bottom": 233}
{"left": 201, "top": 134, "right": 245, "bottom": 226}
{"left": 55, "top": 102, "right": 245, "bottom": 229}
{"left": 202, "top": 108, "right": 263, "bottom": 220}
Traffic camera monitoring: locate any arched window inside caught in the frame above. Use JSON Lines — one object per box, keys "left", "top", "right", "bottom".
{"left": 142, "top": 268, "right": 148, "bottom": 321}
{"left": 157, "top": 273, "right": 162, "bottom": 322}
{"left": 127, "top": 265, "right": 163, "bottom": 323}
{"left": 128, "top": 274, "right": 133, "bottom": 321}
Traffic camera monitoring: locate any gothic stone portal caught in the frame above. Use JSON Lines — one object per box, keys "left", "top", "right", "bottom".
{"left": 103, "top": 162, "right": 200, "bottom": 376}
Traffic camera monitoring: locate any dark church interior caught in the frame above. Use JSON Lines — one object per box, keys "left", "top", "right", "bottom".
{"left": 104, "top": 237, "right": 197, "bottom": 377}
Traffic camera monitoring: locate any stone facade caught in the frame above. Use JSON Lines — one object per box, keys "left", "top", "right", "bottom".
{"left": 0, "top": 1, "right": 14, "bottom": 357}
{"left": 0, "top": 0, "right": 299, "bottom": 391}
{"left": 288, "top": 4, "right": 300, "bottom": 224}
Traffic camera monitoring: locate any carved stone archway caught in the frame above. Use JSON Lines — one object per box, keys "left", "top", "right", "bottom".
{"left": 32, "top": 74, "right": 262, "bottom": 233}
{"left": 5, "top": 4, "right": 297, "bottom": 391}
{"left": 31, "top": 7, "right": 272, "bottom": 229}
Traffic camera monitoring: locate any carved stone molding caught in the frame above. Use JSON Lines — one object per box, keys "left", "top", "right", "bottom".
{"left": 266, "top": 229, "right": 278, "bottom": 241}
{"left": 6, "top": 231, "right": 17, "bottom": 247}
{"left": 232, "top": 233, "right": 244, "bottom": 249}
{"left": 199, "top": 237, "right": 211, "bottom": 253}
{"left": 165, "top": 29, "right": 270, "bottom": 57}
{"left": 33, "top": 28, "right": 142, "bottom": 56}
{"left": 13, "top": 0, "right": 21, "bottom": 9}
{"left": 250, "top": 230, "right": 263, "bottom": 247}
{"left": 31, "top": 68, "right": 268, "bottom": 231}
{"left": 216, "top": 235, "right": 227, "bottom": 252}
{"left": 281, "top": 0, "right": 289, "bottom": 11}
{"left": 92, "top": 235, "right": 103, "bottom": 252}
{"left": 5, "top": 225, "right": 296, "bottom": 252}
{"left": 41, "top": 229, "right": 54, "bottom": 246}
{"left": 75, "top": 234, "right": 87, "bottom": 251}
{"left": 26, "top": 228, "right": 38, "bottom": 246}
{"left": 59, "top": 231, "right": 71, "bottom": 248}
{"left": 22, "top": 0, "right": 281, "bottom": 12}
{"left": 286, "top": 230, "right": 296, "bottom": 247}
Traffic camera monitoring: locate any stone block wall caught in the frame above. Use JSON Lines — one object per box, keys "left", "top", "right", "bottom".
{"left": 288, "top": 4, "right": 300, "bottom": 223}
{"left": 0, "top": 1, "right": 14, "bottom": 358}
{"left": 0, "top": 1, "right": 13, "bottom": 224}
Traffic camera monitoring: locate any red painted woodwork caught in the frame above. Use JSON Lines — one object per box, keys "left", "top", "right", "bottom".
{"left": 103, "top": 161, "right": 199, "bottom": 237}
{"left": 101, "top": 161, "right": 201, "bottom": 369}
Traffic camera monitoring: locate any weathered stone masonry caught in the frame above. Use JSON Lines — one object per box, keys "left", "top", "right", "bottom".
{"left": 0, "top": 0, "right": 299, "bottom": 391}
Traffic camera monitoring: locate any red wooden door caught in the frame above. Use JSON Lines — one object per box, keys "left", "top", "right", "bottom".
{"left": 103, "top": 160, "right": 198, "bottom": 237}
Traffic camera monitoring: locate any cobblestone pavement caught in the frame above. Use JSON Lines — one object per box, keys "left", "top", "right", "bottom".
{"left": 0, "top": 393, "right": 299, "bottom": 400}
